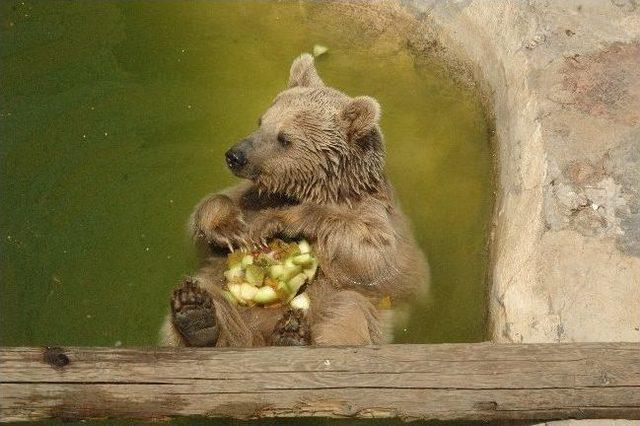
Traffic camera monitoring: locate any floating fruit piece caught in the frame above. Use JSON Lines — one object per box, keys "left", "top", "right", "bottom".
{"left": 245, "top": 264, "right": 265, "bottom": 286}
{"left": 290, "top": 293, "right": 310, "bottom": 311}
{"left": 253, "top": 286, "right": 278, "bottom": 305}
{"left": 312, "top": 44, "right": 328, "bottom": 57}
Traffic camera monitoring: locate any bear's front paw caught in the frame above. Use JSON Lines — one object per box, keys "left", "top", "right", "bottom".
{"left": 192, "top": 194, "right": 248, "bottom": 250}
{"left": 270, "top": 309, "right": 311, "bottom": 346}
{"left": 171, "top": 278, "right": 219, "bottom": 347}
{"left": 248, "top": 212, "right": 285, "bottom": 245}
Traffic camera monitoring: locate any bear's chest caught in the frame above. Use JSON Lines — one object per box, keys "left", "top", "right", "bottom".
{"left": 239, "top": 186, "right": 299, "bottom": 216}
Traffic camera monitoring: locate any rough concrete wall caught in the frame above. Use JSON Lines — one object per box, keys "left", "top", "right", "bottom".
{"left": 401, "top": 0, "right": 640, "bottom": 345}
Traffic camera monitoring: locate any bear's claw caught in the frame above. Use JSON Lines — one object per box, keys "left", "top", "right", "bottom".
{"left": 171, "top": 279, "right": 219, "bottom": 347}
{"left": 271, "top": 309, "right": 311, "bottom": 346}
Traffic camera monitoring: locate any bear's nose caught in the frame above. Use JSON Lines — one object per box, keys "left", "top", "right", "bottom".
{"left": 225, "top": 148, "right": 247, "bottom": 170}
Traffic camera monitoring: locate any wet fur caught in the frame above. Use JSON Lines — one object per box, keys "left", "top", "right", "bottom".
{"left": 160, "top": 54, "right": 429, "bottom": 347}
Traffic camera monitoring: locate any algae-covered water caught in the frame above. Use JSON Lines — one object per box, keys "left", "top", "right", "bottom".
{"left": 0, "top": 1, "right": 491, "bottom": 350}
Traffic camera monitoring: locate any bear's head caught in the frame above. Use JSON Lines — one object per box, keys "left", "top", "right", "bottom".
{"left": 225, "top": 53, "right": 385, "bottom": 204}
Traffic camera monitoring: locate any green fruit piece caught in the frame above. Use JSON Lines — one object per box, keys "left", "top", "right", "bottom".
{"left": 241, "top": 254, "right": 254, "bottom": 268}
{"left": 292, "top": 253, "right": 314, "bottom": 266}
{"left": 303, "top": 260, "right": 318, "bottom": 280}
{"left": 224, "top": 265, "right": 244, "bottom": 283}
{"left": 253, "top": 286, "right": 278, "bottom": 305}
{"left": 228, "top": 283, "right": 245, "bottom": 305}
{"left": 239, "top": 282, "right": 258, "bottom": 302}
{"left": 275, "top": 280, "right": 290, "bottom": 299}
{"left": 222, "top": 290, "right": 237, "bottom": 305}
{"left": 227, "top": 251, "right": 245, "bottom": 268}
{"left": 313, "top": 44, "right": 328, "bottom": 57}
{"left": 287, "top": 273, "right": 307, "bottom": 296}
{"left": 245, "top": 264, "right": 265, "bottom": 286}
{"left": 290, "top": 293, "right": 310, "bottom": 310}
{"left": 298, "top": 239, "right": 311, "bottom": 254}
{"left": 281, "top": 263, "right": 302, "bottom": 282}
{"left": 269, "top": 264, "right": 285, "bottom": 279}
{"left": 255, "top": 253, "right": 276, "bottom": 267}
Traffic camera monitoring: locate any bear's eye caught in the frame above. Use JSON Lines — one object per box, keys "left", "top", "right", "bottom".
{"left": 277, "top": 132, "right": 291, "bottom": 147}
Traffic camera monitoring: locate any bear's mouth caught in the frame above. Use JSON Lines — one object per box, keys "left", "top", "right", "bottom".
{"left": 228, "top": 162, "right": 259, "bottom": 181}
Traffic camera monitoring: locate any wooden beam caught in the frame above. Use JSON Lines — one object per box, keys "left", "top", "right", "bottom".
{"left": 1, "top": 343, "right": 639, "bottom": 422}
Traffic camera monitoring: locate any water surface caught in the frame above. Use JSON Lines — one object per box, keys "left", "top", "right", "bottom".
{"left": 0, "top": 1, "right": 491, "bottom": 348}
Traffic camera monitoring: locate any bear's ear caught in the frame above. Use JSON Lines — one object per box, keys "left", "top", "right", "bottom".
{"left": 288, "top": 53, "right": 324, "bottom": 88}
{"left": 341, "top": 96, "right": 381, "bottom": 142}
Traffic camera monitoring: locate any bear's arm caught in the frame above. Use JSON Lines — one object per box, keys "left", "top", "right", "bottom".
{"left": 189, "top": 180, "right": 254, "bottom": 251}
{"left": 278, "top": 200, "right": 398, "bottom": 286}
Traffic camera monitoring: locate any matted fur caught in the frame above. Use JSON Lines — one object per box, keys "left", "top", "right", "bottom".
{"left": 160, "top": 54, "right": 429, "bottom": 347}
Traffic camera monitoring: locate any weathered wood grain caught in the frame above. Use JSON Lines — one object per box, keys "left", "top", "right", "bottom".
{"left": 1, "top": 343, "right": 639, "bottom": 422}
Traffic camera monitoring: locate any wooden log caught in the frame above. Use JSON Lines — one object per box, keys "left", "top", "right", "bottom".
{"left": 1, "top": 343, "right": 639, "bottom": 422}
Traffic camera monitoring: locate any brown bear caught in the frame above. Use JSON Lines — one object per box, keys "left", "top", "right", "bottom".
{"left": 160, "top": 53, "right": 429, "bottom": 347}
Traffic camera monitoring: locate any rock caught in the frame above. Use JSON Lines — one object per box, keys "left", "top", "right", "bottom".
{"left": 394, "top": 0, "right": 640, "bottom": 346}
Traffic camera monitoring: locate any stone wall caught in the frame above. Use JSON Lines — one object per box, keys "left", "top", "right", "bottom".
{"left": 399, "top": 0, "right": 640, "bottom": 344}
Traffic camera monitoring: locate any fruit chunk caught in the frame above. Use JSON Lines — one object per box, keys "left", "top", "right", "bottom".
{"left": 292, "top": 253, "right": 314, "bottom": 266}
{"left": 228, "top": 283, "right": 244, "bottom": 304}
{"left": 290, "top": 293, "right": 310, "bottom": 311}
{"left": 239, "top": 283, "right": 258, "bottom": 302}
{"left": 298, "top": 239, "right": 311, "bottom": 254}
{"left": 227, "top": 251, "right": 245, "bottom": 268}
{"left": 255, "top": 253, "right": 276, "bottom": 267}
{"left": 224, "top": 265, "right": 243, "bottom": 283}
{"left": 313, "top": 44, "right": 329, "bottom": 58}
{"left": 269, "top": 264, "right": 285, "bottom": 279}
{"left": 303, "top": 260, "right": 318, "bottom": 280}
{"left": 223, "top": 290, "right": 237, "bottom": 305}
{"left": 222, "top": 239, "right": 318, "bottom": 307}
{"left": 280, "top": 263, "right": 302, "bottom": 282}
{"left": 287, "top": 273, "right": 307, "bottom": 296}
{"left": 241, "top": 254, "right": 254, "bottom": 267}
{"left": 253, "top": 286, "right": 278, "bottom": 305}
{"left": 245, "top": 264, "right": 265, "bottom": 286}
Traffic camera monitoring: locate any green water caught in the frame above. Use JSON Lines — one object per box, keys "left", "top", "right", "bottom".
{"left": 0, "top": 1, "right": 491, "bottom": 349}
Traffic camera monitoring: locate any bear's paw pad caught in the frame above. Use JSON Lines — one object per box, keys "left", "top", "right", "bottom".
{"left": 171, "top": 279, "right": 218, "bottom": 346}
{"left": 271, "top": 309, "right": 311, "bottom": 346}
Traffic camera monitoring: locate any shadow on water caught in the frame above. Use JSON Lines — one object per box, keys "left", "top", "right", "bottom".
{"left": 1, "top": 1, "right": 492, "bottom": 424}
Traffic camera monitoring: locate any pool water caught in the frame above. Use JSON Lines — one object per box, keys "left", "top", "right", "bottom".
{"left": 0, "top": 1, "right": 492, "bottom": 348}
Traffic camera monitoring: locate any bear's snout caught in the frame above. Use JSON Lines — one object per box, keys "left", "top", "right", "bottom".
{"left": 225, "top": 147, "right": 247, "bottom": 171}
